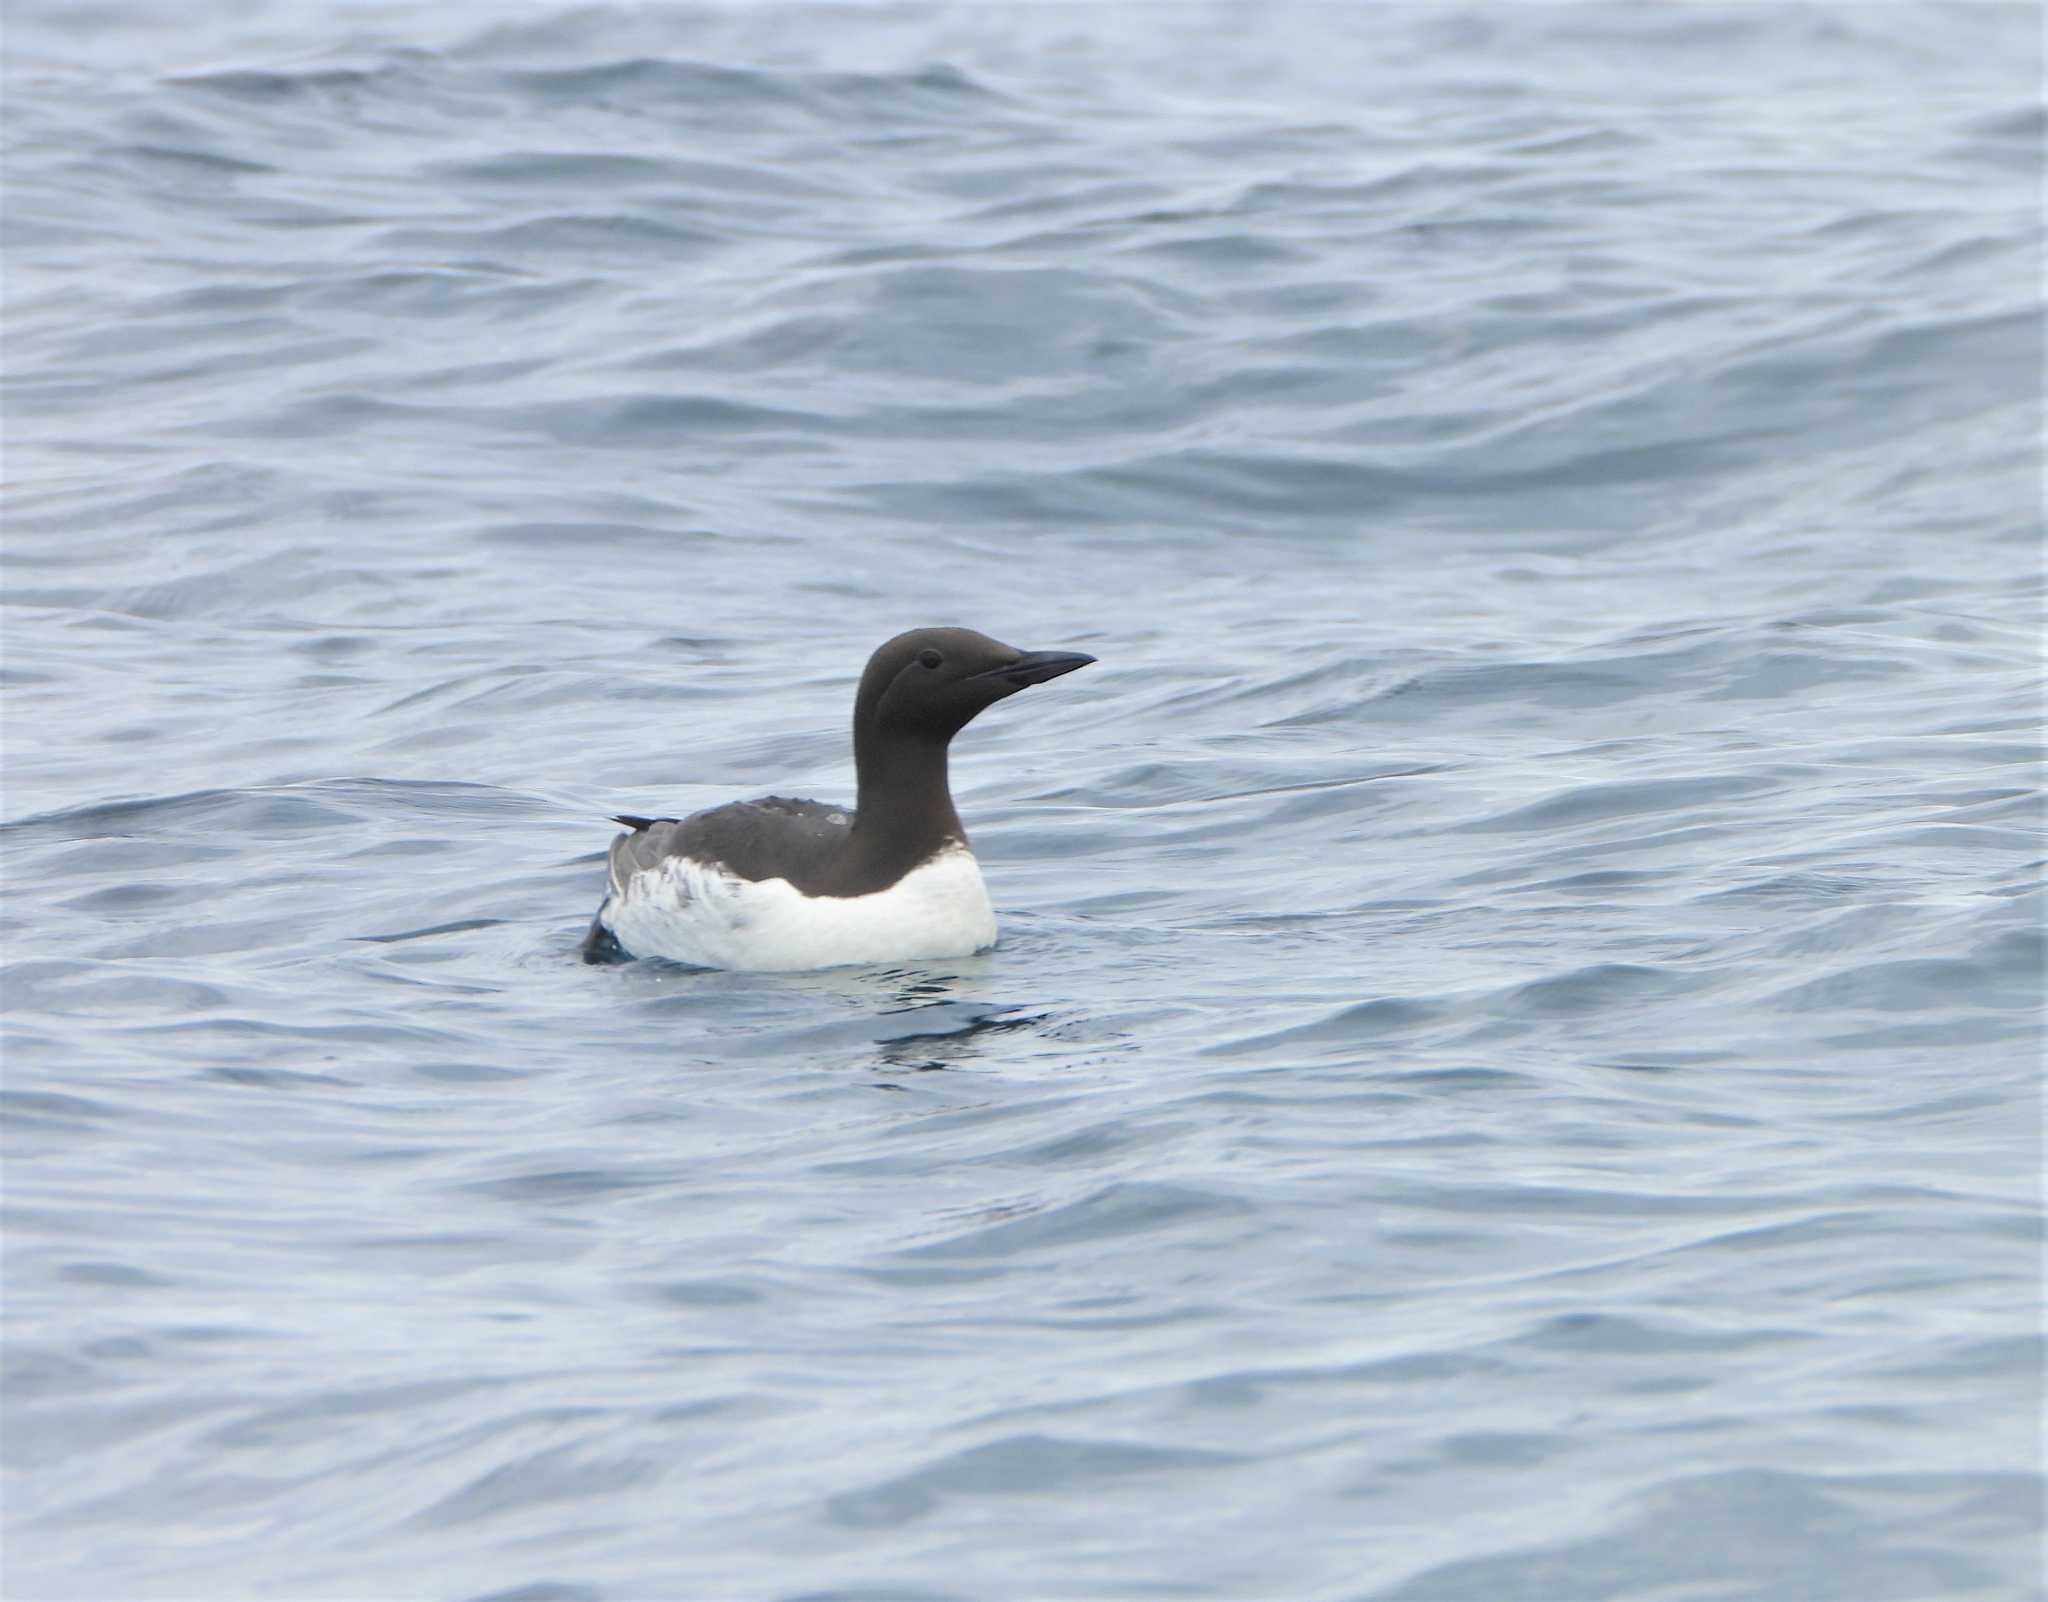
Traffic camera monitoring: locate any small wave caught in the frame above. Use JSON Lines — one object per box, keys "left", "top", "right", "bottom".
{"left": 1207, "top": 995, "right": 1461, "bottom": 1057}
{"left": 1459, "top": 774, "right": 1780, "bottom": 835}
{"left": 898, "top": 1180, "right": 1250, "bottom": 1261}
{"left": 826, "top": 1431, "right": 1244, "bottom": 1530}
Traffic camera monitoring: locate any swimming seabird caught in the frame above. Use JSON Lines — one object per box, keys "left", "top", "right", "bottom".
{"left": 581, "top": 626, "right": 1094, "bottom": 970}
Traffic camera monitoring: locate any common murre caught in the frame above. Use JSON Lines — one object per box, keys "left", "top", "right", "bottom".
{"left": 582, "top": 627, "right": 1095, "bottom": 970}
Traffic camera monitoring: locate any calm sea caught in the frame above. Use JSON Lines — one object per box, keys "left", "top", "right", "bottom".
{"left": 3, "top": 4, "right": 2041, "bottom": 1599}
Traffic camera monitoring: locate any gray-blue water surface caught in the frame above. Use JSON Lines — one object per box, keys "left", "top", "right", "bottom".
{"left": 3, "top": 4, "right": 2042, "bottom": 1598}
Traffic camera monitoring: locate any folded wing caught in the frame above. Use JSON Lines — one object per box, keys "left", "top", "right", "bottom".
{"left": 607, "top": 796, "right": 853, "bottom": 897}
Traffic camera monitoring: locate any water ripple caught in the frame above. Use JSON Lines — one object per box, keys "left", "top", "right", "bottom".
{"left": 2, "top": 3, "right": 2038, "bottom": 1600}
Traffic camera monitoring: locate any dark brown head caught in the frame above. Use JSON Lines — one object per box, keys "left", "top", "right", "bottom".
{"left": 828, "top": 626, "right": 1092, "bottom": 885}
{"left": 853, "top": 626, "right": 1095, "bottom": 749}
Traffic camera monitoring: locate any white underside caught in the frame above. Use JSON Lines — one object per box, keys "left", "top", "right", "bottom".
{"left": 601, "top": 845, "right": 998, "bottom": 971}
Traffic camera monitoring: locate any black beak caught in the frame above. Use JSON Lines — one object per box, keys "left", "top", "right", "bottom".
{"left": 977, "top": 649, "right": 1096, "bottom": 690}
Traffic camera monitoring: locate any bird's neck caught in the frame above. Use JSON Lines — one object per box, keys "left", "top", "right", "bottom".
{"left": 848, "top": 731, "right": 967, "bottom": 881}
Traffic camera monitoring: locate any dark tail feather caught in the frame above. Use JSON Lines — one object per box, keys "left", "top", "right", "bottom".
{"left": 587, "top": 816, "right": 669, "bottom": 962}
{"left": 580, "top": 905, "right": 631, "bottom": 965}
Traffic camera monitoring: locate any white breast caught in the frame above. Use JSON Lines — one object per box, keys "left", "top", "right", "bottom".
{"left": 599, "top": 846, "right": 998, "bottom": 972}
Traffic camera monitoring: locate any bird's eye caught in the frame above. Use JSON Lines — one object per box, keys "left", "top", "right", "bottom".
{"left": 918, "top": 649, "right": 943, "bottom": 670}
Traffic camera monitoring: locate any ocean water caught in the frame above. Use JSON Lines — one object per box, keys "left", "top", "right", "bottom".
{"left": 2, "top": 3, "right": 2042, "bottom": 1598}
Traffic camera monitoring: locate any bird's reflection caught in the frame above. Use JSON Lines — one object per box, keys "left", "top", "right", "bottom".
{"left": 860, "top": 970, "right": 1045, "bottom": 1078}
{"left": 618, "top": 959, "right": 1047, "bottom": 1080}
